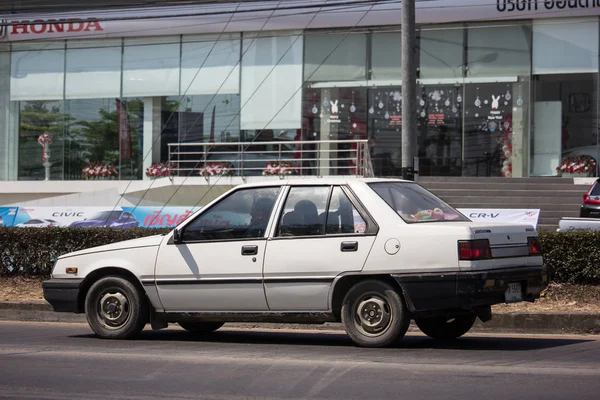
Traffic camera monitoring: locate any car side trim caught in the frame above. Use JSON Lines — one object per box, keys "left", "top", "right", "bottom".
{"left": 143, "top": 277, "right": 336, "bottom": 286}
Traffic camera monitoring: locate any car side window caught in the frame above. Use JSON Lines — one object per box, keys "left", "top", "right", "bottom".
{"left": 277, "top": 186, "right": 330, "bottom": 237}
{"left": 326, "top": 187, "right": 367, "bottom": 234}
{"left": 182, "top": 187, "right": 280, "bottom": 242}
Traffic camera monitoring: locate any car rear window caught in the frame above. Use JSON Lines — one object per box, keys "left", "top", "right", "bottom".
{"left": 590, "top": 179, "right": 600, "bottom": 196}
{"left": 368, "top": 182, "right": 470, "bottom": 223}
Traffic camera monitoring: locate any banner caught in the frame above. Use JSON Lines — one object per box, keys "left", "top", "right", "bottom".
{"left": 0, "top": 207, "right": 18, "bottom": 227}
{"left": 2, "top": 1, "right": 600, "bottom": 42}
{"left": 457, "top": 208, "right": 540, "bottom": 227}
{"left": 6, "top": 206, "right": 201, "bottom": 228}
{"left": 1, "top": 205, "right": 539, "bottom": 228}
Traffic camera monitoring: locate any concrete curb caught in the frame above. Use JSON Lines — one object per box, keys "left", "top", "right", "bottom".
{"left": 1, "top": 301, "right": 600, "bottom": 335}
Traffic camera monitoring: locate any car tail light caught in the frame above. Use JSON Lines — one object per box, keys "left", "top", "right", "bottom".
{"left": 458, "top": 239, "right": 491, "bottom": 261}
{"left": 528, "top": 237, "right": 542, "bottom": 256}
{"left": 583, "top": 182, "right": 600, "bottom": 204}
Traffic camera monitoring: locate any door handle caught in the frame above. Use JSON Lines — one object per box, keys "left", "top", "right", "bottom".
{"left": 341, "top": 241, "right": 358, "bottom": 252}
{"left": 241, "top": 245, "right": 259, "bottom": 256}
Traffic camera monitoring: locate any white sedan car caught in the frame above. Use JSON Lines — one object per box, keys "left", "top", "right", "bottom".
{"left": 43, "top": 178, "right": 547, "bottom": 348}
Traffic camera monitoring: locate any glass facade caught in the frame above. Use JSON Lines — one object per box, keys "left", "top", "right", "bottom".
{"left": 0, "top": 17, "right": 599, "bottom": 180}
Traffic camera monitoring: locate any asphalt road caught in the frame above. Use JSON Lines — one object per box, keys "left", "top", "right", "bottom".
{"left": 1, "top": 322, "right": 599, "bottom": 400}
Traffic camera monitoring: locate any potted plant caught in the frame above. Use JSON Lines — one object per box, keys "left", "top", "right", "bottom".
{"left": 146, "top": 162, "right": 175, "bottom": 179}
{"left": 262, "top": 161, "right": 299, "bottom": 176}
{"left": 556, "top": 155, "right": 597, "bottom": 177}
{"left": 198, "top": 162, "right": 233, "bottom": 177}
{"left": 82, "top": 162, "right": 119, "bottom": 180}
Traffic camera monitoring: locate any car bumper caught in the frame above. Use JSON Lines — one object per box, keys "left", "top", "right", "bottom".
{"left": 392, "top": 266, "right": 548, "bottom": 315}
{"left": 580, "top": 203, "right": 600, "bottom": 218}
{"left": 42, "top": 278, "right": 83, "bottom": 313}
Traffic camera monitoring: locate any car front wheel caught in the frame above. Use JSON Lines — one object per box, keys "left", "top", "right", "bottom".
{"left": 85, "top": 276, "right": 148, "bottom": 339}
{"left": 341, "top": 280, "right": 410, "bottom": 348}
{"left": 415, "top": 314, "right": 476, "bottom": 340}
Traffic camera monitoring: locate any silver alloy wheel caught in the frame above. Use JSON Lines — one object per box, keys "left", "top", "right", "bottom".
{"left": 98, "top": 291, "right": 130, "bottom": 329}
{"left": 354, "top": 294, "right": 393, "bottom": 337}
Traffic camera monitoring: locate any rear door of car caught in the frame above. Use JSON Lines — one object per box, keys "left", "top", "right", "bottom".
{"left": 262, "top": 185, "right": 378, "bottom": 311}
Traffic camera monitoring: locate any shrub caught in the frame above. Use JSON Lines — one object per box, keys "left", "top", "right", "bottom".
{"left": 1, "top": 227, "right": 600, "bottom": 285}
{"left": 0, "top": 227, "right": 170, "bottom": 278}
{"left": 539, "top": 230, "right": 600, "bottom": 284}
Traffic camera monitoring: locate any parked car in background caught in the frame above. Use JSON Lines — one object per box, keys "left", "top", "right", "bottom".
{"left": 15, "top": 219, "right": 62, "bottom": 228}
{"left": 69, "top": 211, "right": 139, "bottom": 229}
{"left": 580, "top": 178, "right": 600, "bottom": 218}
{"left": 43, "top": 178, "right": 546, "bottom": 348}
{"left": 557, "top": 178, "right": 600, "bottom": 231}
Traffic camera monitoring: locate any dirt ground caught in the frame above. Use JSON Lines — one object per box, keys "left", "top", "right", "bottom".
{"left": 1, "top": 277, "right": 599, "bottom": 312}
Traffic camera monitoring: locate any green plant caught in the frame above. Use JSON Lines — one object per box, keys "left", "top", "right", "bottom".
{"left": 539, "top": 230, "right": 600, "bottom": 284}
{"left": 0, "top": 227, "right": 170, "bottom": 277}
{"left": 2, "top": 228, "right": 600, "bottom": 285}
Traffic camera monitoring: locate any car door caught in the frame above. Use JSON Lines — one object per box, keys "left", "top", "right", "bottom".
{"left": 262, "top": 185, "right": 378, "bottom": 311}
{"left": 154, "top": 186, "right": 282, "bottom": 311}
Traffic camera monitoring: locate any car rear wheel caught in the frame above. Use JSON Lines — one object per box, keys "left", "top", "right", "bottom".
{"left": 341, "top": 280, "right": 410, "bottom": 348}
{"left": 415, "top": 314, "right": 476, "bottom": 340}
{"left": 85, "top": 276, "right": 148, "bottom": 339}
{"left": 178, "top": 322, "right": 224, "bottom": 334}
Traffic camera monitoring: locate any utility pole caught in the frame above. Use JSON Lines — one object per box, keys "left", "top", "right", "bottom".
{"left": 401, "top": 0, "right": 417, "bottom": 181}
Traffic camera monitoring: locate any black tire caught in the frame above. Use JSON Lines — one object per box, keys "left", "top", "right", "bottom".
{"left": 415, "top": 314, "right": 476, "bottom": 340}
{"left": 341, "top": 280, "right": 410, "bottom": 348}
{"left": 178, "top": 322, "right": 224, "bottom": 334}
{"left": 85, "top": 276, "right": 148, "bottom": 339}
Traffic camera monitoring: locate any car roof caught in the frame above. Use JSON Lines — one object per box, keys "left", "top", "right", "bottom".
{"left": 233, "top": 177, "right": 414, "bottom": 189}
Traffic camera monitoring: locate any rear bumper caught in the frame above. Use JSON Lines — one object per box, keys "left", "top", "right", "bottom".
{"left": 392, "top": 266, "right": 547, "bottom": 315}
{"left": 42, "top": 278, "right": 83, "bottom": 313}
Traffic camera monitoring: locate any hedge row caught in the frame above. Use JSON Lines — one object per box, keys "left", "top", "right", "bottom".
{"left": 1, "top": 227, "right": 599, "bottom": 284}
{"left": 0, "top": 227, "right": 170, "bottom": 277}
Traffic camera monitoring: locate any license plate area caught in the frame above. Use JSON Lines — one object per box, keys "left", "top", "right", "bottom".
{"left": 505, "top": 282, "right": 523, "bottom": 303}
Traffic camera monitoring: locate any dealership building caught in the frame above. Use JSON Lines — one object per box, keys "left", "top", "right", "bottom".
{"left": 0, "top": 0, "right": 599, "bottom": 211}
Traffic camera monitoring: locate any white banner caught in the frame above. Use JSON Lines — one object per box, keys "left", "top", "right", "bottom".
{"left": 2, "top": 1, "right": 599, "bottom": 42}
{"left": 457, "top": 208, "right": 541, "bottom": 227}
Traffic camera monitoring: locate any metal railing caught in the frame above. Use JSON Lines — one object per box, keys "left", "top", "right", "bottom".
{"left": 167, "top": 139, "right": 374, "bottom": 178}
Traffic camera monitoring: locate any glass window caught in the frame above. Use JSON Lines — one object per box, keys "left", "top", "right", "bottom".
{"left": 533, "top": 18, "right": 598, "bottom": 75}
{"left": 369, "top": 182, "right": 469, "bottom": 223}
{"left": 122, "top": 36, "right": 180, "bottom": 97}
{"left": 367, "top": 86, "right": 402, "bottom": 176}
{"left": 419, "top": 26, "right": 464, "bottom": 80}
{"left": 182, "top": 187, "right": 280, "bottom": 241}
{"left": 416, "top": 84, "right": 463, "bottom": 176}
{"left": 302, "top": 86, "right": 368, "bottom": 176}
{"left": 467, "top": 23, "right": 531, "bottom": 78}
{"left": 533, "top": 74, "right": 599, "bottom": 176}
{"left": 181, "top": 33, "right": 240, "bottom": 96}
{"left": 0, "top": 43, "right": 11, "bottom": 181}
{"left": 371, "top": 31, "right": 401, "bottom": 81}
{"left": 325, "top": 187, "right": 367, "bottom": 234}
{"left": 277, "top": 186, "right": 330, "bottom": 237}
{"left": 304, "top": 32, "right": 367, "bottom": 82}
{"left": 241, "top": 32, "right": 303, "bottom": 131}
{"left": 63, "top": 97, "right": 143, "bottom": 180}
{"left": 17, "top": 100, "right": 65, "bottom": 180}
{"left": 10, "top": 42, "right": 65, "bottom": 101}
{"left": 65, "top": 39, "right": 122, "bottom": 100}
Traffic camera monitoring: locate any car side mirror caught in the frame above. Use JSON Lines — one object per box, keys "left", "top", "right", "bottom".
{"left": 172, "top": 228, "right": 182, "bottom": 244}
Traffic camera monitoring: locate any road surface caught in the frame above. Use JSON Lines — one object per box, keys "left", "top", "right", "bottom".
{"left": 1, "top": 321, "right": 599, "bottom": 399}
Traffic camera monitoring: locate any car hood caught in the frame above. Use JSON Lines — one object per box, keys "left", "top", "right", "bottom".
{"left": 59, "top": 234, "right": 165, "bottom": 259}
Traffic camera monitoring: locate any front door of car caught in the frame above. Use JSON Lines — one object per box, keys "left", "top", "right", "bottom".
{"left": 154, "top": 186, "right": 282, "bottom": 312}
{"left": 262, "top": 185, "right": 377, "bottom": 311}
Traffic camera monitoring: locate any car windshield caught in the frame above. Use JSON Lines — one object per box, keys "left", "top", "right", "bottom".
{"left": 368, "top": 182, "right": 470, "bottom": 223}
{"left": 89, "top": 211, "right": 122, "bottom": 221}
